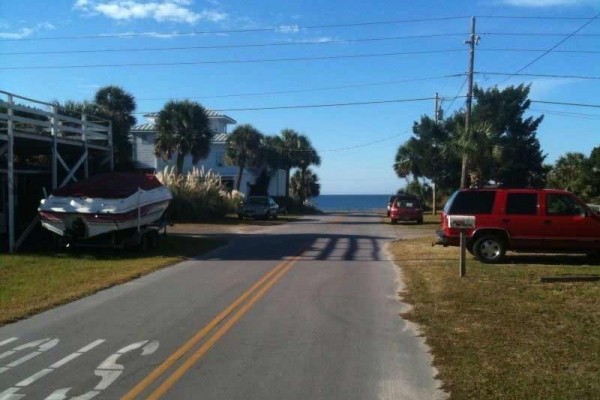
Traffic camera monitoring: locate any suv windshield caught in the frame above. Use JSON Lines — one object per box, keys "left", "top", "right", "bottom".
{"left": 397, "top": 198, "right": 419, "bottom": 208}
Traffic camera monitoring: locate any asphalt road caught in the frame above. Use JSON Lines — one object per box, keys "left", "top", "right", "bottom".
{"left": 0, "top": 213, "right": 444, "bottom": 400}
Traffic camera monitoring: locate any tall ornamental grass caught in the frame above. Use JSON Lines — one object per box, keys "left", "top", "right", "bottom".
{"left": 156, "top": 166, "right": 244, "bottom": 222}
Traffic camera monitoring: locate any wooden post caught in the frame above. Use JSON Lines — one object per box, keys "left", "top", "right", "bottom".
{"left": 108, "top": 121, "right": 114, "bottom": 171}
{"left": 82, "top": 114, "right": 89, "bottom": 178}
{"left": 459, "top": 230, "right": 467, "bottom": 277}
{"left": 51, "top": 105, "right": 58, "bottom": 190}
{"left": 7, "top": 94, "right": 15, "bottom": 253}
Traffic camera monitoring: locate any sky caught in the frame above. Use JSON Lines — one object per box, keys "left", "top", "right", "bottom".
{"left": 1, "top": 0, "right": 598, "bottom": 194}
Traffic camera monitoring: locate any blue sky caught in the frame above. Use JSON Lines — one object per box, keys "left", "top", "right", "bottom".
{"left": 1, "top": 0, "right": 598, "bottom": 194}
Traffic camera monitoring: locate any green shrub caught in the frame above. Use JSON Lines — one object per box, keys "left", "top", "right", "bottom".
{"left": 156, "top": 166, "right": 244, "bottom": 222}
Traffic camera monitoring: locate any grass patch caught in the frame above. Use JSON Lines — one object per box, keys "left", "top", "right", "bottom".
{"left": 0, "top": 235, "right": 225, "bottom": 326}
{"left": 390, "top": 237, "right": 600, "bottom": 400}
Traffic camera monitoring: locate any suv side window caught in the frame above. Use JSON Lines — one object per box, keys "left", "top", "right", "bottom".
{"left": 546, "top": 194, "right": 585, "bottom": 216}
{"left": 506, "top": 193, "right": 537, "bottom": 215}
{"left": 448, "top": 191, "right": 496, "bottom": 214}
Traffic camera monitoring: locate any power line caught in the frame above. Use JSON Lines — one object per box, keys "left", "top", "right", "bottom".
{"left": 480, "top": 48, "right": 600, "bottom": 54}
{"left": 0, "top": 49, "right": 465, "bottom": 70}
{"left": 0, "top": 33, "right": 466, "bottom": 56}
{"left": 4, "top": 43, "right": 598, "bottom": 57}
{"left": 444, "top": 77, "right": 468, "bottom": 115}
{"left": 133, "top": 96, "right": 452, "bottom": 114}
{"left": 477, "top": 15, "right": 598, "bottom": 20}
{"left": 137, "top": 73, "right": 465, "bottom": 101}
{"left": 498, "top": 13, "right": 600, "bottom": 85}
{"left": 264, "top": 131, "right": 411, "bottom": 153}
{"left": 476, "top": 71, "right": 600, "bottom": 80}
{"left": 482, "top": 32, "right": 600, "bottom": 37}
{"left": 0, "top": 16, "right": 470, "bottom": 42}
{"left": 531, "top": 100, "right": 600, "bottom": 109}
{"left": 531, "top": 108, "right": 600, "bottom": 119}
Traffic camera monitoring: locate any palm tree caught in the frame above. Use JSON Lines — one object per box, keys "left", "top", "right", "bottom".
{"left": 277, "top": 129, "right": 303, "bottom": 199}
{"left": 291, "top": 168, "right": 320, "bottom": 202}
{"left": 394, "top": 138, "right": 423, "bottom": 184}
{"left": 547, "top": 152, "right": 591, "bottom": 198}
{"left": 225, "top": 124, "right": 264, "bottom": 191}
{"left": 296, "top": 135, "right": 321, "bottom": 201}
{"left": 445, "top": 121, "right": 499, "bottom": 187}
{"left": 154, "top": 100, "right": 213, "bottom": 174}
{"left": 94, "top": 86, "right": 137, "bottom": 168}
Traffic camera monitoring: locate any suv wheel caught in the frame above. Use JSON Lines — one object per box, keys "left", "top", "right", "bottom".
{"left": 473, "top": 235, "right": 506, "bottom": 264}
{"left": 390, "top": 219, "right": 397, "bottom": 225}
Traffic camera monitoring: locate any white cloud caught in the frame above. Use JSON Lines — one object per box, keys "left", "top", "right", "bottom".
{"left": 100, "top": 30, "right": 187, "bottom": 38}
{"left": 0, "top": 22, "right": 56, "bottom": 39}
{"left": 276, "top": 24, "right": 300, "bottom": 33}
{"left": 292, "top": 36, "right": 337, "bottom": 44}
{"left": 501, "top": 0, "right": 593, "bottom": 7}
{"left": 74, "top": 0, "right": 228, "bottom": 24}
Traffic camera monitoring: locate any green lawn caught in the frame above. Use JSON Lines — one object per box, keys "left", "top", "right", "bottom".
{"left": 390, "top": 237, "right": 600, "bottom": 400}
{"left": 0, "top": 235, "right": 225, "bottom": 326}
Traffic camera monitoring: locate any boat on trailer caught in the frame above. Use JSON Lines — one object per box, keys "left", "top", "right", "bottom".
{"left": 39, "top": 173, "right": 172, "bottom": 247}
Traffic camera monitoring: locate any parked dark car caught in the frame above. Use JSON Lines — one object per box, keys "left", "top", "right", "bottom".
{"left": 390, "top": 195, "right": 423, "bottom": 224}
{"left": 238, "top": 196, "right": 279, "bottom": 220}
{"left": 435, "top": 187, "right": 600, "bottom": 263}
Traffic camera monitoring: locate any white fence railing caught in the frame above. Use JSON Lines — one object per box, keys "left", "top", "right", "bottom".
{"left": 0, "top": 90, "right": 112, "bottom": 148}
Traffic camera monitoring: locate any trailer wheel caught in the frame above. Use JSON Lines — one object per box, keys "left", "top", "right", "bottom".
{"left": 149, "top": 230, "right": 159, "bottom": 249}
{"left": 142, "top": 230, "right": 159, "bottom": 250}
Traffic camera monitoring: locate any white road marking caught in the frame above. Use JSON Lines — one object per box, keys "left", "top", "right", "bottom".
{"left": 0, "top": 339, "right": 106, "bottom": 400}
{"left": 93, "top": 370, "right": 121, "bottom": 390}
{"left": 15, "top": 369, "right": 53, "bottom": 387}
{"left": 0, "top": 338, "right": 49, "bottom": 360}
{"left": 44, "top": 388, "right": 69, "bottom": 400}
{"left": 14, "top": 340, "right": 105, "bottom": 388}
{"left": 45, "top": 340, "right": 159, "bottom": 400}
{"left": 71, "top": 391, "right": 99, "bottom": 400}
{"left": 0, "top": 338, "right": 18, "bottom": 348}
{"left": 0, "top": 387, "right": 25, "bottom": 400}
{"left": 0, "top": 338, "right": 59, "bottom": 375}
{"left": 141, "top": 340, "right": 159, "bottom": 356}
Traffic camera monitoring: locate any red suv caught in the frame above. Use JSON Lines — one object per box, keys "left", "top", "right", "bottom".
{"left": 435, "top": 188, "right": 600, "bottom": 263}
{"left": 390, "top": 195, "right": 423, "bottom": 224}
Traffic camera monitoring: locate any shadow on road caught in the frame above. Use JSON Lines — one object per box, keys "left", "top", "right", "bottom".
{"left": 180, "top": 231, "right": 390, "bottom": 263}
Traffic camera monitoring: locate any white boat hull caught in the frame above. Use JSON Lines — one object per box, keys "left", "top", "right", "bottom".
{"left": 39, "top": 185, "right": 172, "bottom": 239}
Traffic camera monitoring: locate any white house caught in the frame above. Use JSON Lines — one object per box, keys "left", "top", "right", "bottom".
{"left": 130, "top": 111, "right": 286, "bottom": 197}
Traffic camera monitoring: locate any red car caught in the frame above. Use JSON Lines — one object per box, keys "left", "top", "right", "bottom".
{"left": 390, "top": 195, "right": 423, "bottom": 224}
{"left": 435, "top": 188, "right": 600, "bottom": 263}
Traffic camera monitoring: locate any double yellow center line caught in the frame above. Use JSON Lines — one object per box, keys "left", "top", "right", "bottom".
{"left": 121, "top": 244, "right": 309, "bottom": 399}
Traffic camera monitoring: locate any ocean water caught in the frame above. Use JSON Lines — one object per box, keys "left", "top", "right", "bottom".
{"left": 313, "top": 195, "right": 390, "bottom": 212}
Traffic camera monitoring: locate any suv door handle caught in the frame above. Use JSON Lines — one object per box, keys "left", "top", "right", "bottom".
{"left": 501, "top": 219, "right": 510, "bottom": 223}
{"left": 543, "top": 220, "right": 552, "bottom": 224}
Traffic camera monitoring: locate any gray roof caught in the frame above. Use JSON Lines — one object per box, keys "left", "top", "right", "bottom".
{"left": 130, "top": 125, "right": 229, "bottom": 143}
{"left": 132, "top": 123, "right": 155, "bottom": 132}
{"left": 143, "top": 109, "right": 236, "bottom": 124}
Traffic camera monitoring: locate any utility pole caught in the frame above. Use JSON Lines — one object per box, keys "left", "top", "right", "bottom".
{"left": 460, "top": 16, "right": 479, "bottom": 189}
{"left": 432, "top": 93, "right": 439, "bottom": 215}
{"left": 434, "top": 92, "right": 439, "bottom": 124}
